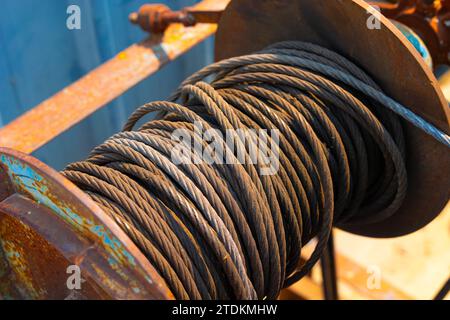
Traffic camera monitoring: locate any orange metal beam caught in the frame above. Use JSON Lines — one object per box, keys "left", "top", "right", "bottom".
{"left": 0, "top": 0, "right": 230, "bottom": 154}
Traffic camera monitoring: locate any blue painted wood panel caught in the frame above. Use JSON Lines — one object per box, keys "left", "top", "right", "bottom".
{"left": 0, "top": 0, "right": 213, "bottom": 170}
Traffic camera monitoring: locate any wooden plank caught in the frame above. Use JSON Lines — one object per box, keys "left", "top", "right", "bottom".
{"left": 334, "top": 203, "right": 450, "bottom": 300}
{"left": 281, "top": 277, "right": 323, "bottom": 300}
{"left": 286, "top": 204, "right": 449, "bottom": 300}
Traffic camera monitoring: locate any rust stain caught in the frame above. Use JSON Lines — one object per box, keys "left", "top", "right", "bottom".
{"left": 0, "top": 217, "right": 57, "bottom": 299}
{"left": 117, "top": 52, "right": 127, "bottom": 60}
{"left": 0, "top": 148, "right": 172, "bottom": 299}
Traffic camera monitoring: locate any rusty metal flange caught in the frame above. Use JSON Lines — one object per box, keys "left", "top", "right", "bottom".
{"left": 0, "top": 147, "right": 172, "bottom": 299}
{"left": 215, "top": 0, "right": 450, "bottom": 237}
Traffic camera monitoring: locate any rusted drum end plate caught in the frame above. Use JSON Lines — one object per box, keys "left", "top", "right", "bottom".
{"left": 0, "top": 147, "right": 172, "bottom": 299}
{"left": 215, "top": 0, "right": 450, "bottom": 237}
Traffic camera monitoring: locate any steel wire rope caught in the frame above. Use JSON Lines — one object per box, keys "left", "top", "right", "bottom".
{"left": 62, "top": 41, "right": 450, "bottom": 300}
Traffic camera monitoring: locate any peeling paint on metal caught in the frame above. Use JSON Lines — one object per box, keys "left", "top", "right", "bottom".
{"left": 0, "top": 154, "right": 137, "bottom": 269}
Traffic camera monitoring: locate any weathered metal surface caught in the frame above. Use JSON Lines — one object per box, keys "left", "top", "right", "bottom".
{"left": 0, "top": 195, "right": 105, "bottom": 300}
{"left": 129, "top": 0, "right": 228, "bottom": 34}
{"left": 392, "top": 20, "right": 433, "bottom": 68}
{"left": 215, "top": 0, "right": 450, "bottom": 237}
{"left": 0, "top": 147, "right": 172, "bottom": 299}
{"left": 0, "top": 0, "right": 229, "bottom": 155}
{"left": 372, "top": 0, "right": 450, "bottom": 67}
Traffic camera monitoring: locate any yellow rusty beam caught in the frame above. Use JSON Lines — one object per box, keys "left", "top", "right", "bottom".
{"left": 0, "top": 0, "right": 230, "bottom": 154}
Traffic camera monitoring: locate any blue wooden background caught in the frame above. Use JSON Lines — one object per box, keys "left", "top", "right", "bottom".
{"left": 0, "top": 0, "right": 214, "bottom": 170}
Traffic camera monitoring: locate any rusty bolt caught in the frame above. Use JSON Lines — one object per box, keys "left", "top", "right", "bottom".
{"left": 129, "top": 4, "right": 196, "bottom": 34}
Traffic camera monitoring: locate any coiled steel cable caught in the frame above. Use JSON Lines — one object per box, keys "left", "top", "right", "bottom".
{"left": 62, "top": 41, "right": 449, "bottom": 300}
